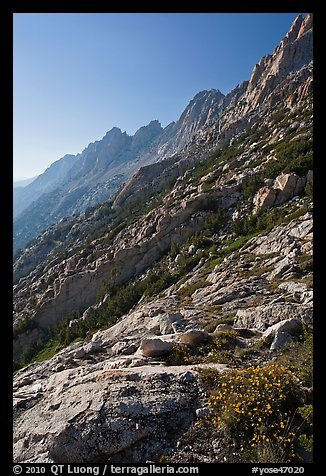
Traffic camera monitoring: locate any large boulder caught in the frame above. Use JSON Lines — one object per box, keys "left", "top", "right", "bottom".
{"left": 274, "top": 173, "right": 306, "bottom": 205}
{"left": 139, "top": 337, "right": 174, "bottom": 357}
{"left": 253, "top": 173, "right": 307, "bottom": 213}
{"left": 270, "top": 331, "right": 295, "bottom": 351}
{"left": 253, "top": 186, "right": 277, "bottom": 212}
{"left": 179, "top": 329, "right": 209, "bottom": 346}
{"left": 262, "top": 318, "right": 302, "bottom": 341}
{"left": 147, "top": 312, "right": 186, "bottom": 335}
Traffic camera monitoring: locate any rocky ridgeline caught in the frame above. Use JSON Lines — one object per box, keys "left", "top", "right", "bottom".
{"left": 13, "top": 15, "right": 313, "bottom": 464}
{"left": 196, "top": 13, "right": 312, "bottom": 148}
{"left": 14, "top": 15, "right": 312, "bottom": 252}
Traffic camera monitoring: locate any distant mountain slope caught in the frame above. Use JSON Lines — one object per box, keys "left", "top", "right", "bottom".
{"left": 13, "top": 92, "right": 226, "bottom": 252}
{"left": 13, "top": 154, "right": 78, "bottom": 219}
{"left": 13, "top": 176, "right": 38, "bottom": 188}
{"left": 13, "top": 121, "right": 164, "bottom": 252}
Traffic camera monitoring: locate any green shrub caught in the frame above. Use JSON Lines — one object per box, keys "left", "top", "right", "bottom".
{"left": 216, "top": 313, "right": 236, "bottom": 326}
{"left": 243, "top": 176, "right": 264, "bottom": 200}
{"left": 232, "top": 205, "right": 309, "bottom": 239}
{"left": 202, "top": 209, "right": 227, "bottom": 235}
{"left": 298, "top": 433, "right": 313, "bottom": 454}
{"left": 304, "top": 181, "right": 313, "bottom": 200}
{"left": 263, "top": 138, "right": 312, "bottom": 179}
{"left": 13, "top": 316, "right": 38, "bottom": 340}
{"left": 177, "top": 279, "right": 210, "bottom": 298}
{"left": 33, "top": 339, "right": 63, "bottom": 363}
{"left": 164, "top": 342, "right": 211, "bottom": 366}
{"left": 235, "top": 337, "right": 270, "bottom": 362}
{"left": 202, "top": 364, "right": 303, "bottom": 462}
{"left": 297, "top": 405, "right": 313, "bottom": 453}
{"left": 275, "top": 328, "right": 313, "bottom": 387}
{"left": 207, "top": 330, "right": 239, "bottom": 364}
{"left": 296, "top": 254, "right": 313, "bottom": 275}
{"left": 270, "top": 109, "right": 287, "bottom": 126}
{"left": 164, "top": 343, "right": 193, "bottom": 365}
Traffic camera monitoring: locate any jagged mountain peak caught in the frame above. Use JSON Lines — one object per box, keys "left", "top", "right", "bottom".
{"left": 298, "top": 13, "right": 313, "bottom": 37}
{"left": 133, "top": 119, "right": 163, "bottom": 137}
{"left": 241, "top": 13, "right": 312, "bottom": 111}
{"left": 285, "top": 14, "right": 305, "bottom": 42}
{"left": 191, "top": 88, "right": 224, "bottom": 100}
{"left": 103, "top": 126, "right": 124, "bottom": 138}
{"left": 77, "top": 127, "right": 126, "bottom": 156}
{"left": 131, "top": 120, "right": 163, "bottom": 152}
{"left": 154, "top": 88, "right": 225, "bottom": 157}
{"left": 181, "top": 89, "right": 225, "bottom": 118}
{"left": 284, "top": 13, "right": 312, "bottom": 43}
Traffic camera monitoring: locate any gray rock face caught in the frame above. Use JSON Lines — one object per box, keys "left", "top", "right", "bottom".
{"left": 13, "top": 365, "right": 201, "bottom": 463}
{"left": 270, "top": 332, "right": 295, "bottom": 351}
{"left": 247, "top": 214, "right": 313, "bottom": 256}
{"left": 262, "top": 318, "right": 302, "bottom": 341}
{"left": 192, "top": 278, "right": 260, "bottom": 307}
{"left": 234, "top": 303, "right": 312, "bottom": 331}
{"left": 13, "top": 294, "right": 230, "bottom": 463}
{"left": 13, "top": 298, "right": 230, "bottom": 463}
{"left": 267, "top": 257, "right": 294, "bottom": 281}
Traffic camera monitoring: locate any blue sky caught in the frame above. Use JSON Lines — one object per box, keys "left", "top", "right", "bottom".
{"left": 13, "top": 13, "right": 303, "bottom": 180}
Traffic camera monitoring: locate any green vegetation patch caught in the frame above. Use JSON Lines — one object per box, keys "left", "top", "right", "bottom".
{"left": 32, "top": 339, "right": 64, "bottom": 363}
{"left": 198, "top": 364, "right": 307, "bottom": 463}
{"left": 274, "top": 326, "right": 313, "bottom": 388}
{"left": 177, "top": 279, "right": 210, "bottom": 298}
{"left": 263, "top": 137, "right": 312, "bottom": 180}
{"left": 195, "top": 324, "right": 313, "bottom": 462}
{"left": 13, "top": 316, "right": 39, "bottom": 340}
